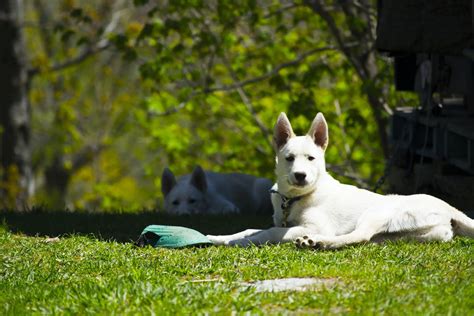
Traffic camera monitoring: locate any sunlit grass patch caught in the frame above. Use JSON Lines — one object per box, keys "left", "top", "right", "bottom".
{"left": 1, "top": 221, "right": 472, "bottom": 314}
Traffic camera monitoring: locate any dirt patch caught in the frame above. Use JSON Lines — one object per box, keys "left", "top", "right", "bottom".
{"left": 242, "top": 277, "right": 338, "bottom": 292}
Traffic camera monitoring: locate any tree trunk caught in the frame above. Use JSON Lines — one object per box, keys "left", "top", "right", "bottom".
{"left": 43, "top": 146, "right": 102, "bottom": 209}
{"left": 0, "top": 0, "right": 32, "bottom": 209}
{"left": 44, "top": 157, "right": 71, "bottom": 210}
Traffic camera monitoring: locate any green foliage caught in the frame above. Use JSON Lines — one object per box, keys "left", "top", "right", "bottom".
{"left": 127, "top": 0, "right": 400, "bottom": 186}
{"left": 21, "top": 0, "right": 418, "bottom": 211}
{"left": 25, "top": 1, "right": 157, "bottom": 210}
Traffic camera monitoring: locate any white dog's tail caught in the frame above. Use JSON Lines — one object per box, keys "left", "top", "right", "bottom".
{"left": 452, "top": 210, "right": 474, "bottom": 238}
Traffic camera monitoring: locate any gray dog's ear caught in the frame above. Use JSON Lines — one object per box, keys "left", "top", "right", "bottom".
{"left": 161, "top": 167, "right": 176, "bottom": 196}
{"left": 307, "top": 112, "right": 329, "bottom": 150}
{"left": 190, "top": 165, "right": 207, "bottom": 193}
{"left": 273, "top": 112, "right": 295, "bottom": 151}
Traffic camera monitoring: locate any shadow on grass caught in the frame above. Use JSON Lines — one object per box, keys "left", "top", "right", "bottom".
{"left": 1, "top": 209, "right": 273, "bottom": 243}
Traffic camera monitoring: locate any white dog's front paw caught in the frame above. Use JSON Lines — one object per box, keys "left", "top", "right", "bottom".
{"left": 206, "top": 235, "right": 230, "bottom": 245}
{"left": 295, "top": 235, "right": 314, "bottom": 248}
{"left": 206, "top": 235, "right": 255, "bottom": 247}
{"left": 295, "top": 235, "right": 330, "bottom": 250}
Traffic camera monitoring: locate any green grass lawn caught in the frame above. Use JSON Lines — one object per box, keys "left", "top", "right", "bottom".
{"left": 1, "top": 211, "right": 473, "bottom": 315}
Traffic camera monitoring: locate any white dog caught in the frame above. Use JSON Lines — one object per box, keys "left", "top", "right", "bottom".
{"left": 207, "top": 112, "right": 474, "bottom": 248}
{"left": 161, "top": 165, "right": 273, "bottom": 215}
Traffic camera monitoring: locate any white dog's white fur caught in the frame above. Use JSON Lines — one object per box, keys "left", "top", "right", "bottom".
{"left": 207, "top": 112, "right": 474, "bottom": 249}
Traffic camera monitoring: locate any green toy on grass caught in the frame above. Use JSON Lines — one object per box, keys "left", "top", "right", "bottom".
{"left": 136, "top": 225, "right": 213, "bottom": 248}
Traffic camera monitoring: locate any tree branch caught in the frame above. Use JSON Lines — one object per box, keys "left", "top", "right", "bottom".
{"left": 28, "top": 43, "right": 110, "bottom": 78}
{"left": 222, "top": 55, "right": 273, "bottom": 149}
{"left": 305, "top": 0, "right": 389, "bottom": 158}
{"left": 355, "top": 0, "right": 377, "bottom": 42}
{"left": 326, "top": 163, "right": 370, "bottom": 189}
{"left": 203, "top": 45, "right": 345, "bottom": 93}
{"left": 263, "top": 3, "right": 303, "bottom": 19}
{"left": 154, "top": 44, "right": 355, "bottom": 120}
{"left": 147, "top": 99, "right": 189, "bottom": 117}
{"left": 147, "top": 91, "right": 198, "bottom": 117}
{"left": 71, "top": 144, "right": 105, "bottom": 172}
{"left": 334, "top": 99, "right": 353, "bottom": 160}
{"left": 27, "top": 0, "right": 126, "bottom": 78}
{"left": 304, "top": 0, "right": 367, "bottom": 79}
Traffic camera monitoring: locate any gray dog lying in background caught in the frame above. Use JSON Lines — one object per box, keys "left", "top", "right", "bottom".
{"left": 161, "top": 165, "right": 274, "bottom": 215}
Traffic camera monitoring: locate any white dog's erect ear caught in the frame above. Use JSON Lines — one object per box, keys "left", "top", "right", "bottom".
{"left": 161, "top": 167, "right": 176, "bottom": 196}
{"left": 308, "top": 112, "right": 329, "bottom": 150}
{"left": 273, "top": 112, "right": 295, "bottom": 150}
{"left": 190, "top": 165, "right": 207, "bottom": 192}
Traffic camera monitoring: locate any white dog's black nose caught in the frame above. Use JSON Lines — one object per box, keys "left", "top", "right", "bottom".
{"left": 294, "top": 172, "right": 307, "bottom": 183}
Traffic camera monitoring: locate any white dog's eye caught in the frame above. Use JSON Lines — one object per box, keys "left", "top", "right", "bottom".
{"left": 188, "top": 198, "right": 196, "bottom": 204}
{"left": 172, "top": 200, "right": 179, "bottom": 205}
{"left": 308, "top": 156, "right": 315, "bottom": 161}
{"left": 285, "top": 156, "right": 295, "bottom": 162}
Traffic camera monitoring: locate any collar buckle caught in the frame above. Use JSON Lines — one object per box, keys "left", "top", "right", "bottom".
{"left": 270, "top": 189, "right": 306, "bottom": 227}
